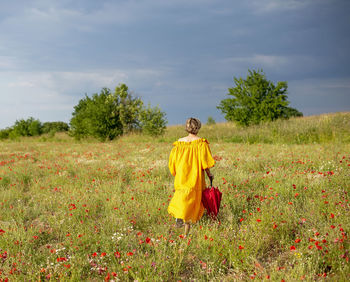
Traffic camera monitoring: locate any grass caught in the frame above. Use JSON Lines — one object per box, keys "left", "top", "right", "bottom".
{"left": 0, "top": 112, "right": 349, "bottom": 281}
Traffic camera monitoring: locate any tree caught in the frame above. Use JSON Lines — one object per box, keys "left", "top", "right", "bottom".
{"left": 70, "top": 83, "right": 167, "bottom": 140}
{"left": 70, "top": 88, "right": 124, "bottom": 140}
{"left": 139, "top": 105, "right": 167, "bottom": 136}
{"left": 218, "top": 69, "right": 303, "bottom": 126}
{"left": 206, "top": 116, "right": 216, "bottom": 125}
{"left": 0, "top": 128, "right": 12, "bottom": 140}
{"left": 12, "top": 117, "right": 42, "bottom": 137}
{"left": 113, "top": 84, "right": 144, "bottom": 133}
{"left": 42, "top": 122, "right": 69, "bottom": 134}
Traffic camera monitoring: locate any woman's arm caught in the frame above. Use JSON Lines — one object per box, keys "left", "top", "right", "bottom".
{"left": 205, "top": 168, "right": 214, "bottom": 183}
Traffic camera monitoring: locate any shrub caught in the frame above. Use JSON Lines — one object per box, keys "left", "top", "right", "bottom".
{"left": 0, "top": 128, "right": 13, "bottom": 140}
{"left": 70, "top": 84, "right": 167, "bottom": 140}
{"left": 139, "top": 105, "right": 167, "bottom": 136}
{"left": 42, "top": 122, "right": 69, "bottom": 134}
{"left": 207, "top": 116, "right": 216, "bottom": 125}
{"left": 12, "top": 117, "right": 42, "bottom": 137}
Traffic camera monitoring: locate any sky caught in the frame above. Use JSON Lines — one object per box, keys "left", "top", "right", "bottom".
{"left": 0, "top": 0, "right": 349, "bottom": 128}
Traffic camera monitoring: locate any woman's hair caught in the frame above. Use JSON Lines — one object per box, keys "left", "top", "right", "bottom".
{"left": 185, "top": 118, "right": 201, "bottom": 134}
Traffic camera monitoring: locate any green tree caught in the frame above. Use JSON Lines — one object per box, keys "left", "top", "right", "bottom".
{"left": 12, "top": 117, "right": 42, "bottom": 137}
{"left": 70, "top": 88, "right": 124, "bottom": 140}
{"left": 42, "top": 122, "right": 69, "bottom": 134}
{"left": 70, "top": 83, "right": 167, "bottom": 140}
{"left": 113, "top": 84, "right": 144, "bottom": 133}
{"left": 0, "top": 128, "right": 12, "bottom": 140}
{"left": 139, "top": 105, "right": 167, "bottom": 136}
{"left": 206, "top": 116, "right": 216, "bottom": 125}
{"left": 218, "top": 69, "right": 303, "bottom": 126}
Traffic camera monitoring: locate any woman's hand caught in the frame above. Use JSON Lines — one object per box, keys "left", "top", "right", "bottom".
{"left": 205, "top": 168, "right": 214, "bottom": 185}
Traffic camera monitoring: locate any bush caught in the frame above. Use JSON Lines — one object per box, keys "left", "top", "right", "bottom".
{"left": 70, "top": 88, "right": 125, "bottom": 141}
{"left": 139, "top": 105, "right": 167, "bottom": 136}
{"left": 42, "top": 122, "right": 69, "bottom": 134}
{"left": 70, "top": 84, "right": 167, "bottom": 140}
{"left": 0, "top": 128, "right": 13, "bottom": 140}
{"left": 12, "top": 117, "right": 42, "bottom": 137}
{"left": 207, "top": 116, "right": 216, "bottom": 125}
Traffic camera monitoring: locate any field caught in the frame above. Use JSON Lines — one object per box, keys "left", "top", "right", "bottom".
{"left": 0, "top": 113, "right": 349, "bottom": 281}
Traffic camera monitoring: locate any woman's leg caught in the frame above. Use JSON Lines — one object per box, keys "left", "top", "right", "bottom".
{"left": 184, "top": 223, "right": 190, "bottom": 235}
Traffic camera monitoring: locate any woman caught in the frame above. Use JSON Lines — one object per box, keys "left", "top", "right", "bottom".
{"left": 168, "top": 118, "right": 215, "bottom": 235}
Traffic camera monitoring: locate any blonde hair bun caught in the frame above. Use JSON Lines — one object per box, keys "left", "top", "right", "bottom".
{"left": 186, "top": 118, "right": 201, "bottom": 134}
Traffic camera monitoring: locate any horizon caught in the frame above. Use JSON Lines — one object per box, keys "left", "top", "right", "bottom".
{"left": 2, "top": 111, "right": 348, "bottom": 130}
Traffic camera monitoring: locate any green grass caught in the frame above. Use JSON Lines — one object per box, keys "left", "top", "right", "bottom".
{"left": 102, "top": 112, "right": 350, "bottom": 144}
{"left": 0, "top": 113, "right": 349, "bottom": 281}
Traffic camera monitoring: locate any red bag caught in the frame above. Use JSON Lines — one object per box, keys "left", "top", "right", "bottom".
{"left": 202, "top": 179, "right": 222, "bottom": 219}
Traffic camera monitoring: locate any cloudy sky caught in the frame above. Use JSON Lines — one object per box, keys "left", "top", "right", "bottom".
{"left": 0, "top": 0, "right": 349, "bottom": 128}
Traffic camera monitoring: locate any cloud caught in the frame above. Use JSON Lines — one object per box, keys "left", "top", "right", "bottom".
{"left": 0, "top": 0, "right": 349, "bottom": 128}
{"left": 250, "top": 0, "right": 313, "bottom": 13}
{"left": 288, "top": 77, "right": 350, "bottom": 115}
{"left": 0, "top": 56, "right": 22, "bottom": 70}
{"left": 223, "top": 54, "right": 289, "bottom": 69}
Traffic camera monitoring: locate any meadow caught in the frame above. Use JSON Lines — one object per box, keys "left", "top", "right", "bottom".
{"left": 0, "top": 112, "right": 349, "bottom": 281}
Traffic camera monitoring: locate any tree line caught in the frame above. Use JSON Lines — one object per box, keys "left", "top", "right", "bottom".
{"left": 0, "top": 69, "right": 303, "bottom": 141}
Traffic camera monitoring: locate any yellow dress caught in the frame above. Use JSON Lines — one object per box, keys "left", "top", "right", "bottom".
{"left": 167, "top": 138, "right": 215, "bottom": 223}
